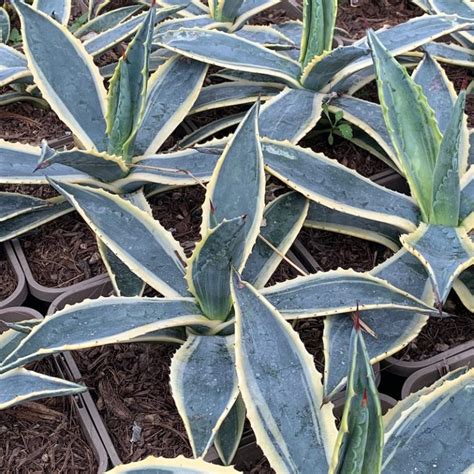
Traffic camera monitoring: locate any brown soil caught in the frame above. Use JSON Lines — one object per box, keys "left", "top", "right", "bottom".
{"left": 0, "top": 102, "right": 69, "bottom": 145}
{"left": 19, "top": 213, "right": 105, "bottom": 288}
{"left": 300, "top": 131, "right": 390, "bottom": 178}
{"left": 394, "top": 296, "right": 474, "bottom": 362}
{"left": 0, "top": 184, "right": 58, "bottom": 200}
{"left": 337, "top": 0, "right": 423, "bottom": 39}
{"left": 148, "top": 186, "right": 206, "bottom": 257}
{"left": 298, "top": 228, "right": 392, "bottom": 273}
{"left": 74, "top": 342, "right": 191, "bottom": 464}
{"left": 0, "top": 246, "right": 17, "bottom": 302}
{"left": 0, "top": 358, "right": 98, "bottom": 473}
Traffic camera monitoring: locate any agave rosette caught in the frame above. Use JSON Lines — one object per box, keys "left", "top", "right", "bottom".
{"left": 0, "top": 4, "right": 220, "bottom": 258}
{"left": 257, "top": 30, "right": 473, "bottom": 397}
{"left": 101, "top": 312, "right": 474, "bottom": 472}
{"left": 153, "top": 0, "right": 472, "bottom": 149}
{"left": 0, "top": 103, "right": 440, "bottom": 467}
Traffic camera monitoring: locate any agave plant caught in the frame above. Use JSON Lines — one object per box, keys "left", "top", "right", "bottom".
{"left": 0, "top": 104, "right": 437, "bottom": 466}
{"left": 254, "top": 30, "right": 473, "bottom": 397}
{"left": 153, "top": 0, "right": 472, "bottom": 149}
{"left": 106, "top": 313, "right": 474, "bottom": 473}
{"left": 412, "top": 0, "right": 474, "bottom": 48}
{"left": 0, "top": 1, "right": 229, "bottom": 295}
{"left": 0, "top": 0, "right": 187, "bottom": 103}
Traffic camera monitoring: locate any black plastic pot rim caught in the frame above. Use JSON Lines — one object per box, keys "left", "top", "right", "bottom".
{"left": 0, "top": 307, "right": 108, "bottom": 474}
{"left": 0, "top": 242, "right": 28, "bottom": 310}
{"left": 401, "top": 345, "right": 474, "bottom": 398}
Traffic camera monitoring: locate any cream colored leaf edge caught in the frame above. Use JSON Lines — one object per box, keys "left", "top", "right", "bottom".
{"left": 0, "top": 367, "right": 85, "bottom": 410}
{"left": 252, "top": 194, "right": 309, "bottom": 289}
{"left": 169, "top": 335, "right": 239, "bottom": 458}
{"left": 190, "top": 82, "right": 283, "bottom": 115}
{"left": 232, "top": 277, "right": 338, "bottom": 472}
{"left": 326, "top": 14, "right": 472, "bottom": 91}
{"left": 400, "top": 223, "right": 474, "bottom": 300}
{"left": 327, "top": 100, "right": 401, "bottom": 171}
{"left": 156, "top": 28, "right": 302, "bottom": 88}
{"left": 231, "top": 0, "right": 280, "bottom": 31}
{"left": 142, "top": 56, "right": 208, "bottom": 155}
{"left": 260, "top": 88, "right": 325, "bottom": 144}
{"left": 262, "top": 138, "right": 419, "bottom": 233}
{"left": 51, "top": 180, "right": 188, "bottom": 297}
{"left": 304, "top": 219, "right": 401, "bottom": 253}
{"left": 32, "top": 0, "right": 71, "bottom": 25}
{"left": 199, "top": 103, "right": 266, "bottom": 270}
{"left": 0, "top": 198, "right": 73, "bottom": 243}
{"left": 382, "top": 368, "right": 474, "bottom": 471}
{"left": 413, "top": 54, "right": 470, "bottom": 176}
{"left": 179, "top": 113, "right": 245, "bottom": 148}
{"left": 262, "top": 268, "right": 436, "bottom": 318}
{"left": 1, "top": 296, "right": 214, "bottom": 371}
{"left": 453, "top": 276, "right": 474, "bottom": 312}
{"left": 106, "top": 455, "right": 239, "bottom": 473}
{"left": 17, "top": 3, "right": 108, "bottom": 151}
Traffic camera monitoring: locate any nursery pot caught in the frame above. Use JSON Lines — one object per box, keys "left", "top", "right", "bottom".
{"left": 401, "top": 346, "right": 474, "bottom": 398}
{"left": 0, "top": 242, "right": 28, "bottom": 310}
{"left": 13, "top": 238, "right": 109, "bottom": 303}
{"left": 48, "top": 277, "right": 121, "bottom": 468}
{"left": 0, "top": 306, "right": 108, "bottom": 473}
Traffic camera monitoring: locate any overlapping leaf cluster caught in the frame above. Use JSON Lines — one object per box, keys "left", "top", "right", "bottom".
{"left": 0, "top": 0, "right": 473, "bottom": 472}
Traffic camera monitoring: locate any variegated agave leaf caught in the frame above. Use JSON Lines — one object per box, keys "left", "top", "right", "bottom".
{"left": 242, "top": 191, "right": 309, "bottom": 288}
{"left": 430, "top": 91, "right": 466, "bottom": 226}
{"left": 453, "top": 266, "right": 474, "bottom": 312}
{"left": 368, "top": 29, "right": 442, "bottom": 221}
{"left": 382, "top": 367, "right": 474, "bottom": 473}
{"left": 33, "top": 0, "right": 71, "bottom": 25}
{"left": 186, "top": 102, "right": 265, "bottom": 320}
{"left": 97, "top": 189, "right": 151, "bottom": 297}
{"left": 106, "top": 6, "right": 155, "bottom": 161}
{"left": 37, "top": 143, "right": 129, "bottom": 183}
{"left": 329, "top": 320, "right": 383, "bottom": 474}
{"left": 74, "top": 5, "right": 143, "bottom": 38}
{"left": 214, "top": 395, "right": 246, "bottom": 465}
{"left": 0, "top": 367, "right": 85, "bottom": 409}
{"left": 0, "top": 297, "right": 211, "bottom": 372}
{"left": 0, "top": 192, "right": 50, "bottom": 222}
{"left": 48, "top": 179, "right": 189, "bottom": 297}
{"left": 413, "top": 0, "right": 474, "bottom": 48}
{"left": 0, "top": 7, "right": 10, "bottom": 43}
{"left": 262, "top": 268, "right": 436, "bottom": 320}
{"left": 323, "top": 249, "right": 433, "bottom": 398}
{"left": 155, "top": 28, "right": 302, "bottom": 87}
{"left": 299, "top": 0, "right": 337, "bottom": 68}
{"left": 170, "top": 335, "right": 239, "bottom": 457}
{"left": 0, "top": 199, "right": 73, "bottom": 243}
{"left": 401, "top": 223, "right": 474, "bottom": 304}
{"left": 14, "top": 1, "right": 109, "bottom": 152}
{"left": 231, "top": 271, "right": 338, "bottom": 472}
{"left": 209, "top": 0, "right": 244, "bottom": 22}
{"left": 0, "top": 44, "right": 30, "bottom": 87}
{"left": 262, "top": 139, "right": 420, "bottom": 233}
{"left": 105, "top": 455, "right": 239, "bottom": 473}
